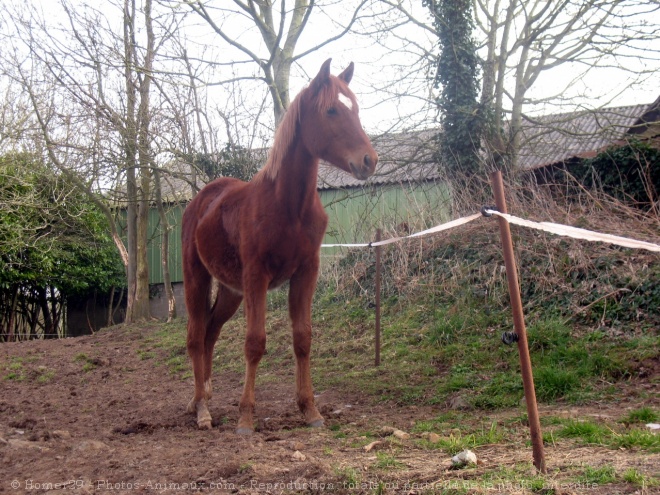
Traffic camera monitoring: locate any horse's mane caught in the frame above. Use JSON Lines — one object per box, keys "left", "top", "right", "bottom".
{"left": 255, "top": 76, "right": 346, "bottom": 183}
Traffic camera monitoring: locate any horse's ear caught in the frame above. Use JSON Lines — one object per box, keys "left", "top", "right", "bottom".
{"left": 310, "top": 58, "right": 332, "bottom": 94}
{"left": 338, "top": 62, "right": 354, "bottom": 85}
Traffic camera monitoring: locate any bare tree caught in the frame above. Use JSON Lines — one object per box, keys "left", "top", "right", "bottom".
{"left": 474, "top": 0, "right": 660, "bottom": 169}
{"left": 177, "top": 0, "right": 371, "bottom": 122}
{"left": 360, "top": 1, "right": 660, "bottom": 170}
{"left": 0, "top": 0, "right": 178, "bottom": 323}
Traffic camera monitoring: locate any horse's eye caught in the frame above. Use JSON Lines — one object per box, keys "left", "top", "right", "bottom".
{"left": 327, "top": 107, "right": 338, "bottom": 116}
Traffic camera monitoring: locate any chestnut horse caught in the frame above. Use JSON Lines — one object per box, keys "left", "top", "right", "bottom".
{"left": 182, "top": 59, "right": 378, "bottom": 433}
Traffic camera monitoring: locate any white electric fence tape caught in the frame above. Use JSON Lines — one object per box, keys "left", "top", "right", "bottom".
{"left": 321, "top": 210, "right": 660, "bottom": 253}
{"left": 321, "top": 212, "right": 483, "bottom": 248}
{"left": 485, "top": 210, "right": 660, "bottom": 253}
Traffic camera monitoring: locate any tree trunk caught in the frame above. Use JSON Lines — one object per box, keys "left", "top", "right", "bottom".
{"left": 123, "top": 0, "right": 153, "bottom": 323}
{"left": 154, "top": 169, "right": 177, "bottom": 322}
{"left": 123, "top": 0, "right": 140, "bottom": 323}
{"left": 112, "top": 287, "right": 125, "bottom": 324}
{"left": 51, "top": 286, "right": 62, "bottom": 338}
{"left": 134, "top": 171, "right": 152, "bottom": 322}
{"left": 107, "top": 286, "right": 116, "bottom": 327}
{"left": 134, "top": 0, "right": 156, "bottom": 322}
{"left": 6, "top": 284, "right": 19, "bottom": 342}
{"left": 37, "top": 286, "right": 56, "bottom": 338}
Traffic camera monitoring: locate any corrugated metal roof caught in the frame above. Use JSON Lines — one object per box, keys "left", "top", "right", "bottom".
{"left": 320, "top": 100, "right": 658, "bottom": 189}
{"left": 516, "top": 103, "right": 653, "bottom": 170}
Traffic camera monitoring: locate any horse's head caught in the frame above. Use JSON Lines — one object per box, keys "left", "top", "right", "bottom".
{"left": 300, "top": 59, "right": 378, "bottom": 181}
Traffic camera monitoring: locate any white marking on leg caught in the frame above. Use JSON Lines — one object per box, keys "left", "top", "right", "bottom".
{"left": 204, "top": 379, "right": 212, "bottom": 398}
{"left": 338, "top": 92, "right": 353, "bottom": 110}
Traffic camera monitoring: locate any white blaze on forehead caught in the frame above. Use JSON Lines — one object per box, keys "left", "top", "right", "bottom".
{"left": 337, "top": 92, "right": 353, "bottom": 110}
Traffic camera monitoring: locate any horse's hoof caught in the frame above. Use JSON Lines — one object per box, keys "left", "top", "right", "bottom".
{"left": 187, "top": 398, "right": 197, "bottom": 414}
{"left": 308, "top": 418, "right": 325, "bottom": 428}
{"left": 197, "top": 419, "right": 213, "bottom": 430}
{"left": 236, "top": 427, "right": 254, "bottom": 436}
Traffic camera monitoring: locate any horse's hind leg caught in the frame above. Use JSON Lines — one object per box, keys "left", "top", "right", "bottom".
{"left": 288, "top": 263, "right": 324, "bottom": 428}
{"left": 183, "top": 233, "right": 220, "bottom": 430}
{"left": 202, "top": 284, "right": 243, "bottom": 404}
{"left": 187, "top": 278, "right": 242, "bottom": 430}
{"left": 185, "top": 268, "right": 213, "bottom": 429}
{"left": 237, "top": 272, "right": 269, "bottom": 435}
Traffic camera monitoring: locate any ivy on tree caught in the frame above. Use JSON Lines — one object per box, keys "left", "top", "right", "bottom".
{"left": 424, "top": 0, "right": 487, "bottom": 177}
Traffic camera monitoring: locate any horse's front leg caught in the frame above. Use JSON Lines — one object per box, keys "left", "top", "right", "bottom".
{"left": 237, "top": 273, "right": 268, "bottom": 435}
{"left": 289, "top": 262, "right": 324, "bottom": 428}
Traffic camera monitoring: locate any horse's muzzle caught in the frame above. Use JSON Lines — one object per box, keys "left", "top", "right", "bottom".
{"left": 349, "top": 152, "right": 378, "bottom": 181}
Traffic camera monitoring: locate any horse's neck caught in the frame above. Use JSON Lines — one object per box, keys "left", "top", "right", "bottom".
{"left": 272, "top": 143, "right": 320, "bottom": 216}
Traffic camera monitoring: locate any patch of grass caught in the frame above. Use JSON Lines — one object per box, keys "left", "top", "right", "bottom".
{"left": 74, "top": 353, "right": 97, "bottom": 373}
{"left": 622, "top": 467, "right": 659, "bottom": 488}
{"left": 554, "top": 417, "right": 660, "bottom": 452}
{"left": 8, "top": 359, "right": 24, "bottom": 370}
{"left": 478, "top": 422, "right": 506, "bottom": 445}
{"left": 35, "top": 367, "right": 55, "bottom": 383}
{"left": 622, "top": 406, "right": 658, "bottom": 424}
{"left": 314, "top": 292, "right": 655, "bottom": 411}
{"left": 538, "top": 415, "right": 565, "bottom": 427}
{"left": 412, "top": 411, "right": 461, "bottom": 433}
{"left": 4, "top": 359, "right": 57, "bottom": 384}
{"left": 482, "top": 465, "right": 549, "bottom": 493}
{"left": 149, "top": 321, "right": 194, "bottom": 376}
{"left": 534, "top": 366, "right": 581, "bottom": 401}
{"left": 470, "top": 373, "right": 523, "bottom": 409}
{"left": 611, "top": 428, "right": 660, "bottom": 452}
{"left": 4, "top": 358, "right": 25, "bottom": 381}
{"left": 526, "top": 319, "right": 572, "bottom": 353}
{"left": 542, "top": 430, "right": 557, "bottom": 447}
{"left": 137, "top": 349, "right": 156, "bottom": 360}
{"left": 82, "top": 362, "right": 96, "bottom": 373}
{"left": 152, "top": 321, "right": 187, "bottom": 353}
{"left": 333, "top": 466, "right": 361, "bottom": 487}
{"left": 165, "top": 347, "right": 189, "bottom": 376}
{"left": 556, "top": 419, "right": 609, "bottom": 444}
{"left": 622, "top": 468, "right": 644, "bottom": 485}
{"left": 4, "top": 371, "right": 25, "bottom": 381}
{"left": 311, "top": 204, "right": 660, "bottom": 408}
{"left": 73, "top": 353, "right": 89, "bottom": 362}
{"left": 328, "top": 424, "right": 346, "bottom": 439}
{"left": 419, "top": 422, "right": 505, "bottom": 456}
{"left": 577, "top": 464, "right": 617, "bottom": 484}
{"left": 374, "top": 452, "right": 404, "bottom": 470}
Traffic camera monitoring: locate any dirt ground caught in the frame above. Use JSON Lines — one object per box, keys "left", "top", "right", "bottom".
{"left": 1, "top": 324, "right": 658, "bottom": 495}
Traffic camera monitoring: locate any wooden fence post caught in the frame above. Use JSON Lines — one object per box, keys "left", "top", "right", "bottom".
{"left": 490, "top": 171, "right": 547, "bottom": 474}
{"left": 375, "top": 228, "right": 381, "bottom": 367}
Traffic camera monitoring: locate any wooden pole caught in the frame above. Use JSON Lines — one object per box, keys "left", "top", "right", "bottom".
{"left": 375, "top": 228, "right": 382, "bottom": 367}
{"left": 490, "top": 171, "right": 547, "bottom": 474}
